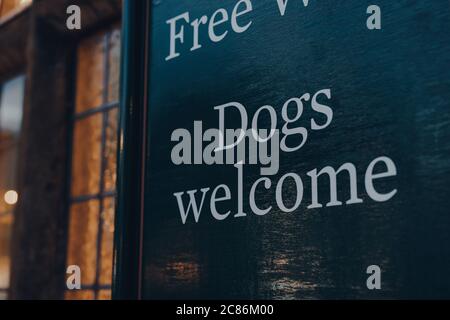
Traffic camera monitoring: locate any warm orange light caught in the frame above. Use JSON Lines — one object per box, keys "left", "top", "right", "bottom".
{"left": 4, "top": 190, "right": 18, "bottom": 205}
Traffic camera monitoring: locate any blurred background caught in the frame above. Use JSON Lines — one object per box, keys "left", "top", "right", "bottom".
{"left": 0, "top": 0, "right": 122, "bottom": 299}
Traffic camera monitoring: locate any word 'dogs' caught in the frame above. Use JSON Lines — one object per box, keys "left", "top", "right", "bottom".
{"left": 171, "top": 88, "right": 333, "bottom": 176}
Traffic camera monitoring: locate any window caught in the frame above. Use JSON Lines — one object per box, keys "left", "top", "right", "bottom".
{"left": 0, "top": 0, "right": 31, "bottom": 20}
{"left": 66, "top": 25, "right": 121, "bottom": 300}
{"left": 0, "top": 75, "right": 25, "bottom": 300}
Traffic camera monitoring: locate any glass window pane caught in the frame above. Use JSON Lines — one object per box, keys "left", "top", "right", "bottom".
{"left": 0, "top": 0, "right": 17, "bottom": 16}
{"left": 67, "top": 200, "right": 100, "bottom": 286}
{"left": 65, "top": 290, "right": 95, "bottom": 300}
{"left": 0, "top": 214, "right": 13, "bottom": 290}
{"left": 75, "top": 33, "right": 105, "bottom": 113}
{"left": 0, "top": 0, "right": 31, "bottom": 19}
{"left": 67, "top": 23, "right": 120, "bottom": 301}
{"left": 99, "top": 197, "right": 115, "bottom": 285}
{"left": 71, "top": 114, "right": 102, "bottom": 197}
{"left": 0, "top": 75, "right": 24, "bottom": 136}
{"left": 98, "top": 290, "right": 112, "bottom": 300}
{"left": 0, "top": 147, "right": 19, "bottom": 213}
{"left": 107, "top": 28, "right": 121, "bottom": 103}
{"left": 0, "top": 75, "right": 25, "bottom": 299}
{"left": 103, "top": 108, "right": 118, "bottom": 192}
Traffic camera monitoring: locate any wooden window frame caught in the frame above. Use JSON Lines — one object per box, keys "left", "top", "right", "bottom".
{"left": 67, "top": 26, "right": 120, "bottom": 299}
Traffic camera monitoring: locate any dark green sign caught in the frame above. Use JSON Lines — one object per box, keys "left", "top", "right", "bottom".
{"left": 115, "top": 0, "right": 450, "bottom": 299}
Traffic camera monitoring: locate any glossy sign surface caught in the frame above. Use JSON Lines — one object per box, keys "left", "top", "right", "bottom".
{"left": 141, "top": 0, "right": 450, "bottom": 299}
